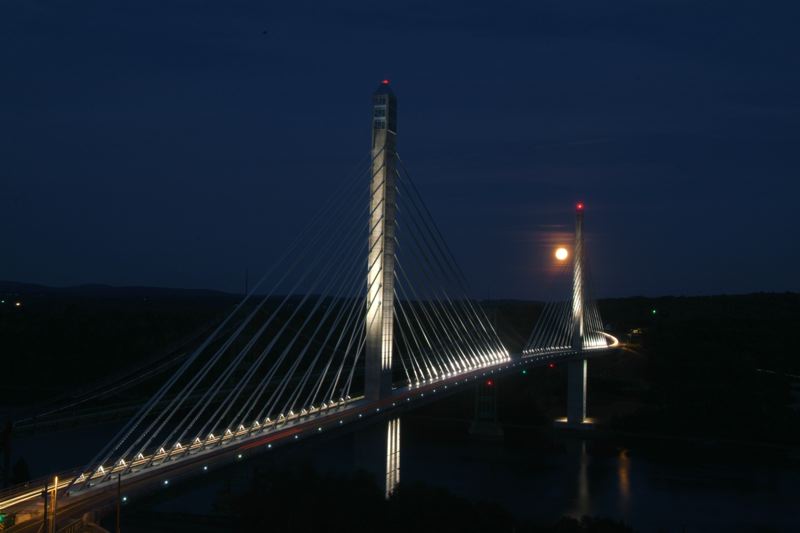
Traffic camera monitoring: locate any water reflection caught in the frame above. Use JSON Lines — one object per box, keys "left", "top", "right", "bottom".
{"left": 568, "top": 439, "right": 591, "bottom": 518}
{"left": 13, "top": 412, "right": 800, "bottom": 532}
{"left": 618, "top": 448, "right": 630, "bottom": 512}
{"left": 385, "top": 417, "right": 401, "bottom": 498}
{"left": 568, "top": 442, "right": 631, "bottom": 519}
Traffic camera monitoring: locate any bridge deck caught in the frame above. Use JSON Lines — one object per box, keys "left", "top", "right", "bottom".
{"left": 0, "top": 347, "right": 618, "bottom": 532}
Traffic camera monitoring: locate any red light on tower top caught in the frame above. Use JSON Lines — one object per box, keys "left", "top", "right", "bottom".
{"left": 576, "top": 202, "right": 584, "bottom": 211}
{"left": 381, "top": 79, "right": 390, "bottom": 85}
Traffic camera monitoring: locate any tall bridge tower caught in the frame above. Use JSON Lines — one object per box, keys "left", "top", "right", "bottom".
{"left": 365, "top": 79, "right": 397, "bottom": 402}
{"left": 0, "top": 83, "right": 527, "bottom": 520}
{"left": 567, "top": 202, "right": 588, "bottom": 425}
{"left": 360, "top": 81, "right": 402, "bottom": 499}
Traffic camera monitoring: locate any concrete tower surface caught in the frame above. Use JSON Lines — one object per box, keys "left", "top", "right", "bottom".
{"left": 365, "top": 80, "right": 398, "bottom": 402}
{"left": 567, "top": 202, "right": 589, "bottom": 425}
{"left": 571, "top": 203, "right": 585, "bottom": 351}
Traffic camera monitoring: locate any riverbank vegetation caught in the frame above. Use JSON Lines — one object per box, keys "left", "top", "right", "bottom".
{"left": 2, "top": 283, "right": 797, "bottom": 447}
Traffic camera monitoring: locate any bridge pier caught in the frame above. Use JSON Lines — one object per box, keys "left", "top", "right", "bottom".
{"left": 561, "top": 358, "right": 592, "bottom": 428}
{"left": 567, "top": 358, "right": 587, "bottom": 423}
{"left": 469, "top": 380, "right": 503, "bottom": 440}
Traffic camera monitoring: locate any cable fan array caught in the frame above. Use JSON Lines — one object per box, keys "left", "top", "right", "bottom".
{"left": 392, "top": 155, "right": 509, "bottom": 386}
{"left": 523, "top": 229, "right": 608, "bottom": 355}
{"left": 68, "top": 150, "right": 507, "bottom": 490}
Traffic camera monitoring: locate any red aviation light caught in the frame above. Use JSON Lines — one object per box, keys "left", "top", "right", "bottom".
{"left": 381, "top": 79, "right": 390, "bottom": 85}
{"left": 576, "top": 202, "right": 584, "bottom": 211}
{"left": 548, "top": 362, "right": 556, "bottom": 369}
{"left": 486, "top": 379, "right": 494, "bottom": 387}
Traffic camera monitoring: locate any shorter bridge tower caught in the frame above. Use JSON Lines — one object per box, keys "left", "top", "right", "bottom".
{"left": 565, "top": 202, "right": 589, "bottom": 427}
{"left": 524, "top": 202, "right": 606, "bottom": 428}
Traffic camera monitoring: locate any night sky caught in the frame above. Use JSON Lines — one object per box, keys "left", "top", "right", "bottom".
{"left": 2, "top": 1, "right": 798, "bottom": 299}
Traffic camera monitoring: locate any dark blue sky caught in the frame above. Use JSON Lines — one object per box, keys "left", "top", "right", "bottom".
{"left": 2, "top": 0, "right": 798, "bottom": 299}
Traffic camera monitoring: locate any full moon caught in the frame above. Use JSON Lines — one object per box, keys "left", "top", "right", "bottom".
{"left": 555, "top": 247, "right": 569, "bottom": 261}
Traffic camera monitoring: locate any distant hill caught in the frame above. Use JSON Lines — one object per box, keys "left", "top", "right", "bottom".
{"left": 0, "top": 280, "right": 235, "bottom": 299}
{"left": 2, "top": 283, "right": 798, "bottom": 444}
{"left": 0, "top": 282, "right": 240, "bottom": 411}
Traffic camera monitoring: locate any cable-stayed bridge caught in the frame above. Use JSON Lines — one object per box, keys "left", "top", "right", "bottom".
{"left": 0, "top": 81, "right": 618, "bottom": 532}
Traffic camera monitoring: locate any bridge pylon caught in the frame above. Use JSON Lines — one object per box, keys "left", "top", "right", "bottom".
{"left": 523, "top": 201, "right": 614, "bottom": 426}
{"left": 469, "top": 379, "right": 504, "bottom": 440}
{"left": 365, "top": 80, "right": 398, "bottom": 402}
{"left": 363, "top": 82, "right": 401, "bottom": 498}
{"left": 565, "top": 202, "right": 591, "bottom": 428}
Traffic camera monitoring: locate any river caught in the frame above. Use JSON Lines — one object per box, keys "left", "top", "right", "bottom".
{"left": 8, "top": 414, "right": 800, "bottom": 532}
